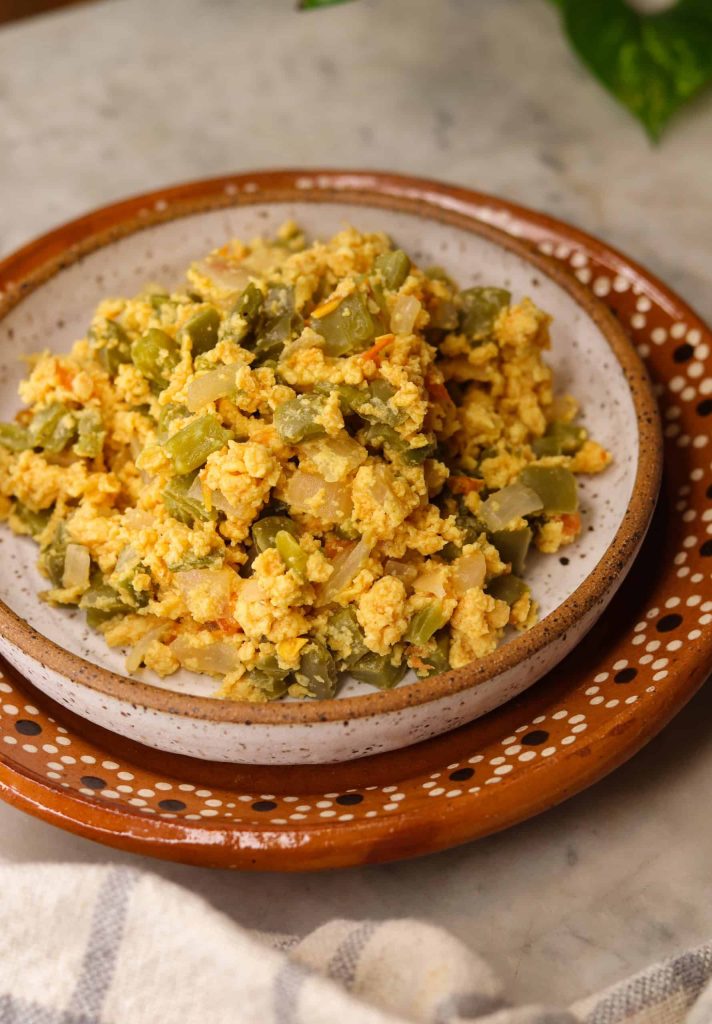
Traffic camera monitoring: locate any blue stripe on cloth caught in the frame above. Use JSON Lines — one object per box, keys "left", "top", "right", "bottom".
{"left": 0, "top": 994, "right": 65, "bottom": 1024}
{"left": 586, "top": 946, "right": 712, "bottom": 1024}
{"left": 325, "top": 922, "right": 377, "bottom": 990}
{"left": 64, "top": 866, "right": 139, "bottom": 1022}
{"left": 273, "top": 960, "right": 313, "bottom": 1024}
{"left": 433, "top": 992, "right": 508, "bottom": 1023}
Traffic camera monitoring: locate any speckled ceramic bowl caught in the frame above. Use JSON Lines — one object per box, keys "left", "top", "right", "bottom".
{"left": 0, "top": 171, "right": 661, "bottom": 765}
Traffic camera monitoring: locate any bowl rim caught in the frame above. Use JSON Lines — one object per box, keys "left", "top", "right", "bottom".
{"left": 0, "top": 168, "right": 662, "bottom": 725}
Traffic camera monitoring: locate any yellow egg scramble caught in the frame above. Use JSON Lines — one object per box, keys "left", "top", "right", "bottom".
{"left": 0, "top": 223, "right": 611, "bottom": 701}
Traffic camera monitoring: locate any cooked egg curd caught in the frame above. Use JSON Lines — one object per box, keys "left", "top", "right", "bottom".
{"left": 0, "top": 224, "right": 611, "bottom": 701}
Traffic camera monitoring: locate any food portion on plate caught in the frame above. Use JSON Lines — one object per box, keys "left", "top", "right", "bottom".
{"left": 0, "top": 224, "right": 611, "bottom": 702}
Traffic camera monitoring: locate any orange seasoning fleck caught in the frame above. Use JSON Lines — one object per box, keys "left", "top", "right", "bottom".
{"left": 408, "top": 654, "right": 429, "bottom": 673}
{"left": 360, "top": 333, "right": 394, "bottom": 364}
{"left": 449, "top": 475, "right": 484, "bottom": 495}
{"left": 324, "top": 537, "right": 351, "bottom": 559}
{"left": 217, "top": 617, "right": 240, "bottom": 636}
{"left": 250, "top": 427, "right": 276, "bottom": 445}
{"left": 56, "top": 365, "right": 74, "bottom": 390}
{"left": 425, "top": 371, "right": 454, "bottom": 407}
{"left": 311, "top": 296, "right": 342, "bottom": 320}
{"left": 560, "top": 512, "right": 582, "bottom": 539}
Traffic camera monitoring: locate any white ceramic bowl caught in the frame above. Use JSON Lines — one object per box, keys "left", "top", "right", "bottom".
{"left": 0, "top": 171, "right": 661, "bottom": 764}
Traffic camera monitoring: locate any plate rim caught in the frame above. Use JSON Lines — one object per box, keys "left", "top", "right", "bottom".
{"left": 0, "top": 168, "right": 661, "bottom": 725}
{"left": 0, "top": 646, "right": 709, "bottom": 871}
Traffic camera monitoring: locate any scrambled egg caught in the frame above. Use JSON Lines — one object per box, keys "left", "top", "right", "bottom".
{"left": 0, "top": 224, "right": 611, "bottom": 701}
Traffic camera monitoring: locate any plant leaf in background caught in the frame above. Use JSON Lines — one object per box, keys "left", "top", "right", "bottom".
{"left": 554, "top": 0, "right": 712, "bottom": 140}
{"left": 299, "top": 0, "right": 353, "bottom": 8}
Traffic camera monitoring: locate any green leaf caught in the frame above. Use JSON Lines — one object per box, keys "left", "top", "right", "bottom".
{"left": 557, "top": 0, "right": 712, "bottom": 140}
{"left": 298, "top": 0, "right": 353, "bottom": 8}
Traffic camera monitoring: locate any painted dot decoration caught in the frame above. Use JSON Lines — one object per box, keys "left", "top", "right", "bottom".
{"left": 252, "top": 800, "right": 278, "bottom": 812}
{"left": 158, "top": 799, "right": 187, "bottom": 812}
{"left": 614, "top": 667, "right": 638, "bottom": 684}
{"left": 673, "top": 343, "right": 694, "bottom": 363}
{"left": 15, "top": 720, "right": 41, "bottom": 736}
{"left": 80, "top": 776, "right": 106, "bottom": 791}
{"left": 0, "top": 189, "right": 708, "bottom": 866}
{"left": 521, "top": 730, "right": 549, "bottom": 746}
{"left": 656, "top": 614, "right": 683, "bottom": 633}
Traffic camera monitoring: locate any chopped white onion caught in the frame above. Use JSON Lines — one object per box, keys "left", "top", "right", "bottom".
{"left": 317, "top": 536, "right": 372, "bottom": 606}
{"left": 285, "top": 470, "right": 353, "bottom": 523}
{"left": 391, "top": 294, "right": 421, "bottom": 336}
{"left": 186, "top": 476, "right": 240, "bottom": 519}
{"left": 125, "top": 623, "right": 169, "bottom": 674}
{"left": 413, "top": 565, "right": 449, "bottom": 599}
{"left": 186, "top": 475, "right": 205, "bottom": 503}
{"left": 114, "top": 545, "right": 138, "bottom": 575}
{"left": 452, "top": 551, "right": 487, "bottom": 594}
{"left": 194, "top": 256, "right": 250, "bottom": 295}
{"left": 169, "top": 636, "right": 242, "bottom": 676}
{"left": 174, "top": 567, "right": 235, "bottom": 618}
{"left": 242, "top": 248, "right": 284, "bottom": 276}
{"left": 62, "top": 544, "right": 90, "bottom": 590}
{"left": 210, "top": 489, "right": 241, "bottom": 518}
{"left": 185, "top": 364, "right": 239, "bottom": 412}
{"left": 480, "top": 482, "right": 543, "bottom": 532}
{"left": 367, "top": 463, "right": 398, "bottom": 506}
{"left": 383, "top": 559, "right": 418, "bottom": 585}
{"left": 123, "top": 509, "right": 156, "bottom": 530}
{"left": 280, "top": 332, "right": 323, "bottom": 362}
{"left": 239, "top": 578, "right": 266, "bottom": 604}
{"left": 299, "top": 434, "right": 367, "bottom": 483}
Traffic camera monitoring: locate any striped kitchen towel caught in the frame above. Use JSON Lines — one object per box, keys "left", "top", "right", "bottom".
{"left": 0, "top": 863, "right": 710, "bottom": 1024}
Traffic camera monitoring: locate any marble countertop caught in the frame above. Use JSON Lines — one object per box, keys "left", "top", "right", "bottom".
{"left": 1, "top": 0, "right": 711, "bottom": 1008}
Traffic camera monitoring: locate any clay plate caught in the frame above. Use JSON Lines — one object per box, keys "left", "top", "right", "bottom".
{"left": 0, "top": 172, "right": 708, "bottom": 869}
{"left": 0, "top": 172, "right": 660, "bottom": 764}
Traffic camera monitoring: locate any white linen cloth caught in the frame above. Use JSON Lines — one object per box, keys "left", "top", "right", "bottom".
{"left": 0, "top": 863, "right": 710, "bottom": 1024}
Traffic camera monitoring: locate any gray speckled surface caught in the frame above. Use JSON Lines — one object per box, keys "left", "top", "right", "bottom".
{"left": 0, "top": 0, "right": 711, "bottom": 1009}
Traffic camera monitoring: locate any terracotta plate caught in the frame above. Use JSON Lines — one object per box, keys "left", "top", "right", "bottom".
{"left": 0, "top": 171, "right": 709, "bottom": 869}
